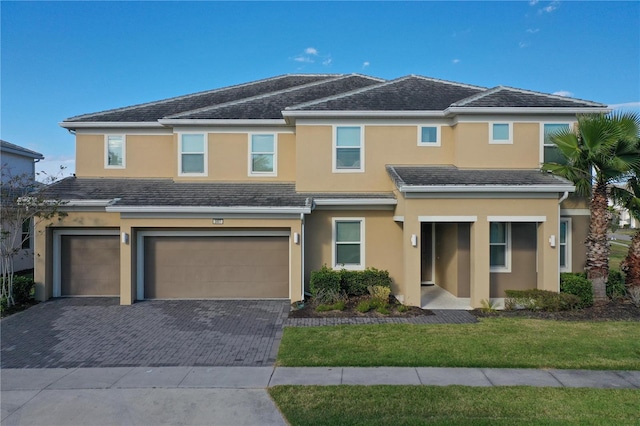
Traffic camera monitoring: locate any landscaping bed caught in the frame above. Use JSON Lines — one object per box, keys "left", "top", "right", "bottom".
{"left": 289, "top": 296, "right": 434, "bottom": 318}
{"left": 472, "top": 299, "right": 640, "bottom": 321}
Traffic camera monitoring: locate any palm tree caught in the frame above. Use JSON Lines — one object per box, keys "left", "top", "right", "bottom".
{"left": 612, "top": 174, "right": 640, "bottom": 289}
{"left": 543, "top": 112, "right": 640, "bottom": 303}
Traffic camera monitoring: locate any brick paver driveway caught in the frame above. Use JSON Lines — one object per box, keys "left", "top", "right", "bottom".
{"left": 1, "top": 298, "right": 290, "bottom": 368}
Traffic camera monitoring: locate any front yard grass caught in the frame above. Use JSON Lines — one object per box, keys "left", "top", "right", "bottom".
{"left": 609, "top": 241, "right": 630, "bottom": 270}
{"left": 269, "top": 385, "right": 640, "bottom": 425}
{"left": 277, "top": 318, "right": 640, "bottom": 370}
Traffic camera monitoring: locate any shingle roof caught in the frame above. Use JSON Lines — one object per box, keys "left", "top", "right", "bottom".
{"left": 167, "top": 75, "right": 382, "bottom": 119}
{"left": 0, "top": 140, "right": 44, "bottom": 159}
{"left": 451, "top": 86, "right": 606, "bottom": 108}
{"left": 287, "top": 75, "right": 486, "bottom": 111}
{"left": 386, "top": 165, "right": 573, "bottom": 188}
{"left": 65, "top": 74, "right": 341, "bottom": 122}
{"left": 40, "top": 177, "right": 310, "bottom": 208}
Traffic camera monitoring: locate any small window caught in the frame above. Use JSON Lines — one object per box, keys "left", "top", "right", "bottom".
{"left": 490, "top": 123, "right": 512, "bottom": 144}
{"left": 333, "top": 219, "right": 364, "bottom": 270}
{"left": 334, "top": 126, "right": 363, "bottom": 172}
{"left": 542, "top": 123, "right": 571, "bottom": 164}
{"left": 490, "top": 222, "right": 511, "bottom": 272}
{"left": 105, "top": 135, "right": 125, "bottom": 168}
{"left": 249, "top": 134, "right": 276, "bottom": 176}
{"left": 179, "top": 134, "right": 206, "bottom": 175}
{"left": 418, "top": 126, "right": 441, "bottom": 146}
{"left": 560, "top": 218, "right": 571, "bottom": 272}
{"left": 21, "top": 219, "right": 31, "bottom": 249}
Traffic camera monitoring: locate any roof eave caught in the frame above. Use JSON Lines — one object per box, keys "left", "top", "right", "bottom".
{"left": 313, "top": 198, "right": 397, "bottom": 206}
{"left": 105, "top": 205, "right": 311, "bottom": 214}
{"left": 59, "top": 121, "right": 166, "bottom": 130}
{"left": 282, "top": 110, "right": 446, "bottom": 118}
{"left": 157, "top": 119, "right": 288, "bottom": 126}
{"left": 444, "top": 106, "right": 611, "bottom": 115}
{"left": 0, "top": 146, "right": 44, "bottom": 160}
{"left": 399, "top": 184, "right": 576, "bottom": 193}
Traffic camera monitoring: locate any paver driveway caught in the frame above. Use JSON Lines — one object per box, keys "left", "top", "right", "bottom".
{"left": 1, "top": 298, "right": 290, "bottom": 368}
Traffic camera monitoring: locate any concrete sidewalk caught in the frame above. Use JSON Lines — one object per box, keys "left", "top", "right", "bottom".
{"left": 2, "top": 366, "right": 639, "bottom": 425}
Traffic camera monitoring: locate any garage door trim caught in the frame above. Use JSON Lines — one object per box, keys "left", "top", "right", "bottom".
{"left": 136, "top": 230, "right": 290, "bottom": 300}
{"left": 52, "top": 229, "right": 120, "bottom": 297}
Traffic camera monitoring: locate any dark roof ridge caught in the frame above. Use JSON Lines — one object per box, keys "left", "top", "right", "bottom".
{"left": 406, "top": 74, "right": 487, "bottom": 91}
{"left": 452, "top": 85, "right": 607, "bottom": 107}
{"left": 64, "top": 74, "right": 344, "bottom": 121}
{"left": 164, "top": 74, "right": 381, "bottom": 119}
{"left": 0, "top": 140, "right": 44, "bottom": 159}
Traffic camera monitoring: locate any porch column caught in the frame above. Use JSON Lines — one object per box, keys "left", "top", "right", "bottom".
{"left": 470, "top": 219, "right": 490, "bottom": 308}
{"left": 119, "top": 223, "right": 134, "bottom": 305}
{"left": 537, "top": 218, "right": 560, "bottom": 292}
{"left": 403, "top": 217, "right": 422, "bottom": 307}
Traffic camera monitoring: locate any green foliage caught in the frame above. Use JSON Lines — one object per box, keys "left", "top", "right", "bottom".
{"left": 606, "top": 270, "right": 626, "bottom": 300}
{"left": 356, "top": 300, "right": 373, "bottom": 313}
{"left": 396, "top": 304, "right": 409, "bottom": 313}
{"left": 367, "top": 285, "right": 391, "bottom": 303}
{"left": 310, "top": 266, "right": 392, "bottom": 298}
{"left": 315, "top": 301, "right": 346, "bottom": 312}
{"left": 0, "top": 296, "right": 7, "bottom": 314}
{"left": 376, "top": 305, "right": 390, "bottom": 315}
{"left": 504, "top": 289, "right": 581, "bottom": 312}
{"left": 11, "top": 275, "right": 35, "bottom": 304}
{"left": 312, "top": 287, "right": 346, "bottom": 306}
{"left": 480, "top": 299, "right": 499, "bottom": 313}
{"left": 560, "top": 273, "right": 594, "bottom": 308}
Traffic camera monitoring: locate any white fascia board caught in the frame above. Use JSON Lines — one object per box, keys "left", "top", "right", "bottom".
{"left": 158, "top": 119, "right": 286, "bottom": 126}
{"left": 59, "top": 121, "right": 165, "bottom": 129}
{"left": 313, "top": 198, "right": 397, "bottom": 206}
{"left": 106, "top": 205, "right": 312, "bottom": 214}
{"left": 445, "top": 107, "right": 610, "bottom": 115}
{"left": 487, "top": 215, "right": 546, "bottom": 222}
{"left": 282, "top": 110, "right": 446, "bottom": 119}
{"left": 0, "top": 147, "right": 44, "bottom": 159}
{"left": 419, "top": 216, "right": 477, "bottom": 222}
{"left": 64, "top": 199, "right": 116, "bottom": 207}
{"left": 399, "top": 185, "right": 575, "bottom": 193}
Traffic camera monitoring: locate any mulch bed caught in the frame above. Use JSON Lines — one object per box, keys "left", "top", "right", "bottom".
{"left": 471, "top": 299, "right": 640, "bottom": 321}
{"left": 289, "top": 296, "right": 434, "bottom": 318}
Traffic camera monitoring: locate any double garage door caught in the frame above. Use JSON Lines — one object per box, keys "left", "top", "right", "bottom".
{"left": 58, "top": 232, "right": 289, "bottom": 299}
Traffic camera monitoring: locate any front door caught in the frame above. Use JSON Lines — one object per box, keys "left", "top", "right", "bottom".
{"left": 421, "top": 223, "right": 435, "bottom": 284}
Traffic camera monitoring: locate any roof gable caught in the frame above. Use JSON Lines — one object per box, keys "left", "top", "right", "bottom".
{"left": 451, "top": 86, "right": 607, "bottom": 108}
{"left": 0, "top": 140, "right": 44, "bottom": 159}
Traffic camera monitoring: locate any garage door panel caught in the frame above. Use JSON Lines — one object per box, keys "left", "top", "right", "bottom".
{"left": 144, "top": 235, "right": 289, "bottom": 299}
{"left": 61, "top": 235, "right": 120, "bottom": 296}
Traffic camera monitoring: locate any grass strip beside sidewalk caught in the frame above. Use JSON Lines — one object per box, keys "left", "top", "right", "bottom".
{"left": 269, "top": 385, "right": 640, "bottom": 426}
{"left": 277, "top": 318, "right": 640, "bottom": 370}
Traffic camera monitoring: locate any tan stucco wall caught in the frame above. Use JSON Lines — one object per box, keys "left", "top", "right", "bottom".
{"left": 569, "top": 215, "right": 589, "bottom": 273}
{"left": 303, "top": 209, "right": 403, "bottom": 295}
{"left": 489, "top": 222, "right": 538, "bottom": 297}
{"left": 454, "top": 123, "right": 540, "bottom": 169}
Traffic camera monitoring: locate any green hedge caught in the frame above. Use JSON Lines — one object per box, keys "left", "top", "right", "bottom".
{"left": 504, "top": 289, "right": 580, "bottom": 312}
{"left": 560, "top": 273, "right": 593, "bottom": 308}
{"left": 309, "top": 266, "right": 391, "bottom": 297}
{"left": 606, "top": 270, "right": 626, "bottom": 299}
{"left": 0, "top": 275, "right": 35, "bottom": 305}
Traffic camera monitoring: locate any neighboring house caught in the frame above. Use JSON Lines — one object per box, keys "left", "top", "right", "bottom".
{"left": 1, "top": 140, "right": 44, "bottom": 273}
{"left": 36, "top": 74, "right": 608, "bottom": 308}
{"left": 609, "top": 185, "right": 638, "bottom": 229}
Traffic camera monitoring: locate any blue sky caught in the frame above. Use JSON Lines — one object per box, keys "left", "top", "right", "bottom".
{"left": 2, "top": 1, "right": 639, "bottom": 178}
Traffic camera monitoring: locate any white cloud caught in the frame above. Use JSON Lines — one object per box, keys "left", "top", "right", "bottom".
{"left": 529, "top": 0, "right": 539, "bottom": 5}
{"left": 519, "top": 42, "right": 529, "bottom": 48}
{"left": 305, "top": 47, "right": 318, "bottom": 56}
{"left": 608, "top": 101, "right": 640, "bottom": 109}
{"left": 362, "top": 61, "right": 370, "bottom": 69}
{"left": 294, "top": 56, "right": 313, "bottom": 63}
{"left": 526, "top": 28, "right": 540, "bottom": 34}
{"left": 36, "top": 156, "right": 75, "bottom": 182}
{"left": 322, "top": 57, "right": 332, "bottom": 66}
{"left": 452, "top": 59, "right": 460, "bottom": 64}
{"left": 553, "top": 90, "right": 574, "bottom": 97}
{"left": 539, "top": 1, "right": 560, "bottom": 14}
{"left": 292, "top": 47, "right": 332, "bottom": 66}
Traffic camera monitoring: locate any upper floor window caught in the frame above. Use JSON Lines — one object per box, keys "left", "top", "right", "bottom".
{"left": 333, "top": 218, "right": 365, "bottom": 270}
{"left": 490, "top": 123, "right": 512, "bottom": 144}
{"left": 560, "top": 218, "right": 571, "bottom": 272}
{"left": 21, "top": 219, "right": 31, "bottom": 250}
{"left": 542, "top": 123, "right": 571, "bottom": 164}
{"left": 249, "top": 134, "right": 277, "bottom": 176}
{"left": 105, "top": 135, "right": 125, "bottom": 168}
{"left": 179, "top": 134, "right": 206, "bottom": 175}
{"left": 334, "top": 126, "right": 363, "bottom": 172}
{"left": 418, "top": 126, "right": 441, "bottom": 146}
{"left": 490, "top": 222, "right": 511, "bottom": 272}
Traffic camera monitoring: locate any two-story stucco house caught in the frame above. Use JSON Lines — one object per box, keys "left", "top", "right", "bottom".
{"left": 36, "top": 74, "right": 608, "bottom": 308}
{"left": 1, "top": 140, "right": 45, "bottom": 273}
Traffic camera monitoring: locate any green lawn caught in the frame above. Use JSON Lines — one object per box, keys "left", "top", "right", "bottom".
{"left": 277, "top": 319, "right": 640, "bottom": 370}
{"left": 269, "top": 385, "right": 640, "bottom": 425}
{"left": 610, "top": 241, "right": 630, "bottom": 270}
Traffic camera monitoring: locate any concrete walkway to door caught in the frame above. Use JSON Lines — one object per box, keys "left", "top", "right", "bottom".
{"left": 0, "top": 298, "right": 290, "bottom": 369}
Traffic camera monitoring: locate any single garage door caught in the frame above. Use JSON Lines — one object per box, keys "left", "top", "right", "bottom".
{"left": 143, "top": 235, "right": 289, "bottom": 299}
{"left": 60, "top": 235, "right": 120, "bottom": 296}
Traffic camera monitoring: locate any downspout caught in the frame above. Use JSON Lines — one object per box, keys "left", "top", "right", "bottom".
{"left": 558, "top": 191, "right": 569, "bottom": 204}
{"left": 300, "top": 212, "right": 306, "bottom": 302}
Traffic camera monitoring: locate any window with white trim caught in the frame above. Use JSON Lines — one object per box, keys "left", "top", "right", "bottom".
{"left": 21, "top": 219, "right": 31, "bottom": 250}
{"left": 249, "top": 134, "right": 276, "bottom": 175}
{"left": 418, "top": 126, "right": 441, "bottom": 146}
{"left": 490, "top": 222, "right": 511, "bottom": 272}
{"left": 490, "top": 123, "right": 512, "bottom": 144}
{"left": 179, "top": 134, "right": 206, "bottom": 175}
{"left": 334, "top": 126, "right": 363, "bottom": 171}
{"left": 542, "top": 123, "right": 571, "bottom": 164}
{"left": 560, "top": 218, "right": 571, "bottom": 272}
{"left": 105, "top": 135, "right": 125, "bottom": 168}
{"left": 333, "top": 218, "right": 364, "bottom": 270}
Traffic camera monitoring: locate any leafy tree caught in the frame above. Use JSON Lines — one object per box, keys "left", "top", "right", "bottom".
{"left": 611, "top": 173, "right": 640, "bottom": 289}
{"left": 1, "top": 167, "right": 66, "bottom": 307}
{"left": 543, "top": 112, "right": 640, "bottom": 303}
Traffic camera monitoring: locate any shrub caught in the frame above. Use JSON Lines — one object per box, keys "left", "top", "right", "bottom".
{"left": 376, "top": 305, "right": 390, "bottom": 315}
{"left": 480, "top": 299, "right": 499, "bottom": 313}
{"left": 607, "top": 270, "right": 626, "bottom": 300}
{"left": 396, "top": 304, "right": 409, "bottom": 313}
{"left": 315, "top": 300, "right": 346, "bottom": 312}
{"left": 504, "top": 289, "right": 580, "bottom": 312}
{"left": 560, "top": 273, "right": 593, "bottom": 308}
{"left": 313, "top": 287, "right": 346, "bottom": 306}
{"left": 368, "top": 285, "right": 391, "bottom": 303}
{"left": 310, "top": 265, "right": 341, "bottom": 297}
{"left": 340, "top": 270, "right": 368, "bottom": 296}
{"left": 1, "top": 276, "right": 35, "bottom": 305}
{"left": 356, "top": 300, "right": 373, "bottom": 313}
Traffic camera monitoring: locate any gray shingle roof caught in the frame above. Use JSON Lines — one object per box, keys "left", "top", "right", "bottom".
{"left": 41, "top": 177, "right": 310, "bottom": 208}
{"left": 451, "top": 86, "right": 606, "bottom": 108}
{"left": 386, "top": 165, "right": 573, "bottom": 188}
{"left": 1, "top": 140, "right": 44, "bottom": 159}
{"left": 167, "top": 75, "right": 382, "bottom": 119}
{"left": 287, "top": 75, "right": 486, "bottom": 111}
